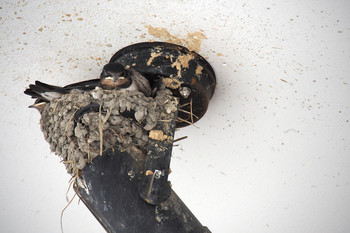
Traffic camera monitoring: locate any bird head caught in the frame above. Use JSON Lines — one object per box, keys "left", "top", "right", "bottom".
{"left": 99, "top": 63, "right": 132, "bottom": 90}
{"left": 29, "top": 101, "right": 47, "bottom": 113}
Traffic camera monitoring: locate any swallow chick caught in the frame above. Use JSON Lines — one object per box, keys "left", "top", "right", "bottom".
{"left": 100, "top": 63, "right": 152, "bottom": 97}
{"left": 24, "top": 63, "right": 152, "bottom": 110}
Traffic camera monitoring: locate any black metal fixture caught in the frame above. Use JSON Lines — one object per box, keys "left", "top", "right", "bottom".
{"left": 26, "top": 41, "right": 216, "bottom": 233}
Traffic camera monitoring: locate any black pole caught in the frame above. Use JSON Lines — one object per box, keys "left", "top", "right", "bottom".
{"left": 74, "top": 147, "right": 211, "bottom": 233}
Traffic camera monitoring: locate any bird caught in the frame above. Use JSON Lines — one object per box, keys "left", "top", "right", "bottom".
{"left": 24, "top": 63, "right": 152, "bottom": 110}
{"left": 99, "top": 63, "right": 151, "bottom": 96}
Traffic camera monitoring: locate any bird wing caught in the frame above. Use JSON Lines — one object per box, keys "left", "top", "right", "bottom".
{"left": 63, "top": 79, "right": 100, "bottom": 91}
{"left": 24, "top": 79, "right": 100, "bottom": 103}
{"left": 129, "top": 69, "right": 152, "bottom": 97}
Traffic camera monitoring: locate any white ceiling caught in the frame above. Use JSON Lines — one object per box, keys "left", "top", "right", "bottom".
{"left": 1, "top": 0, "right": 349, "bottom": 232}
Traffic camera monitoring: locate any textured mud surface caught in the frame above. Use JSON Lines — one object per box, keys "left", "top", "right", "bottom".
{"left": 40, "top": 86, "right": 173, "bottom": 175}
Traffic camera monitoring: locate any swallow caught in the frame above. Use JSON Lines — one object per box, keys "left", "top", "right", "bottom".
{"left": 99, "top": 63, "right": 151, "bottom": 96}
{"left": 24, "top": 63, "right": 152, "bottom": 110}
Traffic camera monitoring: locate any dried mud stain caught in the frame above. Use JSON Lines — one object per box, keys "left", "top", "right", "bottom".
{"left": 147, "top": 52, "right": 163, "bottom": 66}
{"left": 146, "top": 25, "right": 207, "bottom": 52}
{"left": 162, "top": 77, "right": 183, "bottom": 89}
{"left": 149, "top": 130, "right": 168, "bottom": 141}
{"left": 170, "top": 53, "right": 195, "bottom": 77}
{"left": 195, "top": 65, "right": 203, "bottom": 75}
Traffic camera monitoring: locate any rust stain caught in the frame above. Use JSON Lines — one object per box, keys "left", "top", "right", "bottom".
{"left": 191, "top": 78, "right": 196, "bottom": 85}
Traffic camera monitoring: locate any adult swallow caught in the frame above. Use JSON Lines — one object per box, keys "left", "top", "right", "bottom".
{"left": 24, "top": 63, "right": 152, "bottom": 109}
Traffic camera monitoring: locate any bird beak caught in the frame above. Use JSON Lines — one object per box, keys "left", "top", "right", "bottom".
{"left": 100, "top": 76, "right": 116, "bottom": 89}
{"left": 115, "top": 77, "right": 128, "bottom": 87}
{"left": 29, "top": 102, "right": 47, "bottom": 112}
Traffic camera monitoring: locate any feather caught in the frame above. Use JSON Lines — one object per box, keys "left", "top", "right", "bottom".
{"left": 129, "top": 69, "right": 152, "bottom": 97}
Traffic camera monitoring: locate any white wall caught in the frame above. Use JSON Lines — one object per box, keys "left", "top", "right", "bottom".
{"left": 1, "top": 0, "right": 349, "bottom": 232}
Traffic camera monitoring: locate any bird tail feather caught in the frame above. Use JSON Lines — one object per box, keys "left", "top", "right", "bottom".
{"left": 24, "top": 81, "right": 67, "bottom": 102}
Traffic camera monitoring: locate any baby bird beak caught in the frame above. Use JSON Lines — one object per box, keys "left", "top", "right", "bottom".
{"left": 115, "top": 76, "right": 128, "bottom": 87}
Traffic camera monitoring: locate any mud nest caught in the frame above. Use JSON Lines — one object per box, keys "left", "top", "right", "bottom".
{"left": 40, "top": 86, "right": 173, "bottom": 175}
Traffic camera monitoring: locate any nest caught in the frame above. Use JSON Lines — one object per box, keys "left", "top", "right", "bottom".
{"left": 40, "top": 86, "right": 173, "bottom": 175}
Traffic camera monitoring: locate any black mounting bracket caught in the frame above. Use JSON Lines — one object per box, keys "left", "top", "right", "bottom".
{"left": 74, "top": 42, "right": 216, "bottom": 233}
